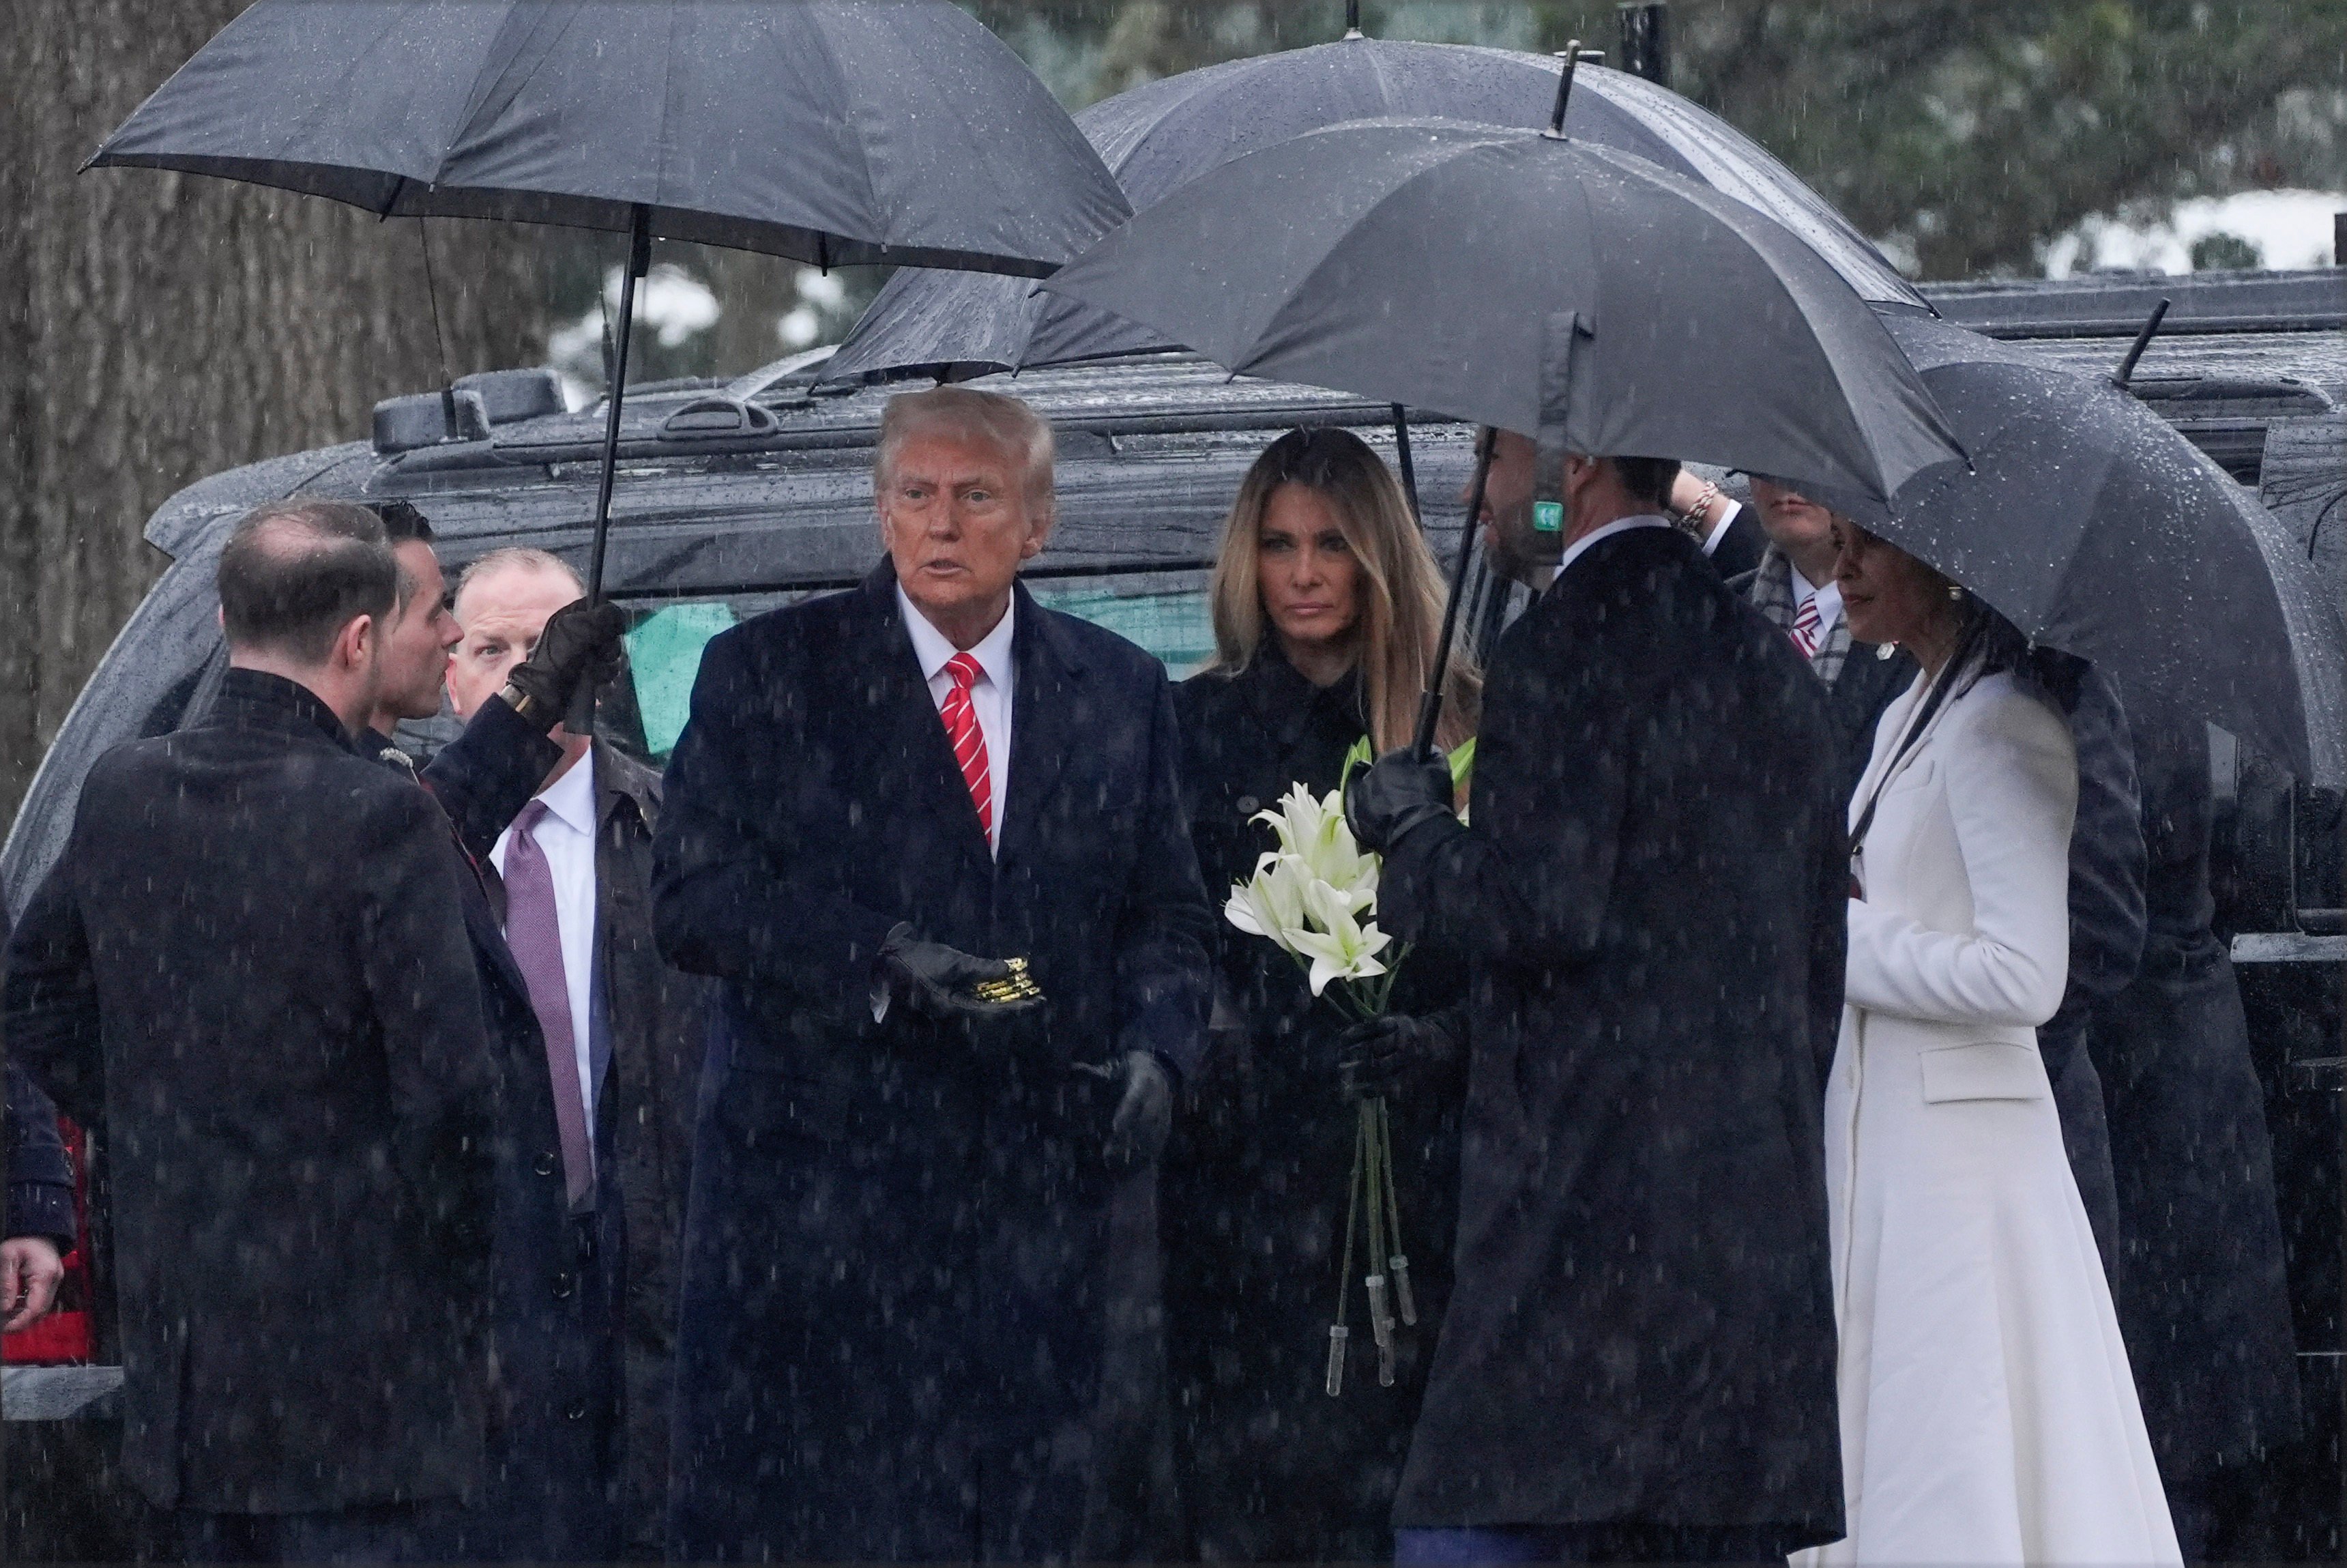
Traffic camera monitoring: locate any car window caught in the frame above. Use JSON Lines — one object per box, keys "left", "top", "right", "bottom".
{"left": 620, "top": 568, "right": 1213, "bottom": 759}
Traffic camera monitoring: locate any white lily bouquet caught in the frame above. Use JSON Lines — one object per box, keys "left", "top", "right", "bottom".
{"left": 1223, "top": 784, "right": 1400, "bottom": 1019}
{"left": 1221, "top": 742, "right": 1471, "bottom": 1397}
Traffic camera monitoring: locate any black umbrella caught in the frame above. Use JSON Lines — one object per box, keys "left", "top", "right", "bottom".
{"left": 1041, "top": 74, "right": 1962, "bottom": 751}
{"left": 89, "top": 0, "right": 1131, "bottom": 641}
{"left": 823, "top": 35, "right": 1925, "bottom": 388}
{"left": 1876, "top": 314, "right": 2345, "bottom": 785}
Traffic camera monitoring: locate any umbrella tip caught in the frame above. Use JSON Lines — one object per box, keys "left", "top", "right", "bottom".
{"left": 1545, "top": 42, "right": 1583, "bottom": 139}
{"left": 1344, "top": 0, "right": 1363, "bottom": 38}
{"left": 2111, "top": 297, "right": 2171, "bottom": 390}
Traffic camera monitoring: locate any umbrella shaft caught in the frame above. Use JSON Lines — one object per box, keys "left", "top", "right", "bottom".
{"left": 1414, "top": 435, "right": 1493, "bottom": 759}
{"left": 587, "top": 206, "right": 654, "bottom": 605}
{"left": 1392, "top": 405, "right": 1421, "bottom": 525}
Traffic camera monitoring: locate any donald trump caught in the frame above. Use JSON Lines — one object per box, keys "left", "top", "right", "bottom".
{"left": 655, "top": 386, "right": 1211, "bottom": 1561}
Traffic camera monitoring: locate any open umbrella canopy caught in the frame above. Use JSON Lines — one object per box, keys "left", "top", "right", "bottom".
{"left": 1040, "top": 116, "right": 1962, "bottom": 513}
{"left": 91, "top": 0, "right": 1130, "bottom": 618}
{"left": 1878, "top": 315, "right": 2346, "bottom": 785}
{"left": 89, "top": 0, "right": 1130, "bottom": 275}
{"left": 825, "top": 40, "right": 1924, "bottom": 384}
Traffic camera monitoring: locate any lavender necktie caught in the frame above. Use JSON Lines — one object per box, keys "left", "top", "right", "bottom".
{"left": 505, "top": 800, "right": 594, "bottom": 1214}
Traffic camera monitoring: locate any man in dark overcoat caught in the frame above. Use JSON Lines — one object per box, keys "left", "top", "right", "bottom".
{"left": 355, "top": 508, "right": 657, "bottom": 1561}
{"left": 2092, "top": 703, "right": 2299, "bottom": 1557}
{"left": 1347, "top": 434, "right": 1847, "bottom": 1563}
{"left": 3, "top": 499, "right": 497, "bottom": 1560}
{"left": 654, "top": 386, "right": 1212, "bottom": 1562}
{"left": 437, "top": 544, "right": 710, "bottom": 1560}
{"left": 1724, "top": 476, "right": 1914, "bottom": 807}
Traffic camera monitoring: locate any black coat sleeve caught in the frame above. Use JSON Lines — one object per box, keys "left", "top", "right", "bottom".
{"left": 4, "top": 859, "right": 104, "bottom": 1133}
{"left": 418, "top": 696, "right": 564, "bottom": 865}
{"left": 652, "top": 625, "right": 899, "bottom": 1005}
{"left": 354, "top": 785, "right": 501, "bottom": 1256}
{"left": 5, "top": 1059, "right": 76, "bottom": 1249}
{"left": 1112, "top": 676, "right": 1214, "bottom": 1080}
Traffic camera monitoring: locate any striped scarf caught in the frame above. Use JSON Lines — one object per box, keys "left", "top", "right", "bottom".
{"left": 1747, "top": 545, "right": 1853, "bottom": 686}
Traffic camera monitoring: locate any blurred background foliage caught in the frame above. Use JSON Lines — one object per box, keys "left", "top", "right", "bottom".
{"left": 561, "top": 0, "right": 2346, "bottom": 390}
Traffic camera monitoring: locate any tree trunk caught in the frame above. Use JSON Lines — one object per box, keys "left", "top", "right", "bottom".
{"left": 0, "top": 0, "right": 544, "bottom": 827}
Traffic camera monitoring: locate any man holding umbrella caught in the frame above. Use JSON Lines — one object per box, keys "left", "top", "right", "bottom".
{"left": 1344, "top": 433, "right": 1848, "bottom": 1563}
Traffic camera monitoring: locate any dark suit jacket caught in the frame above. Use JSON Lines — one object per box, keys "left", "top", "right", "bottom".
{"left": 1725, "top": 562, "right": 1917, "bottom": 809}
{"left": 413, "top": 709, "right": 710, "bottom": 1555}
{"left": 5, "top": 1058, "right": 74, "bottom": 1249}
{"left": 366, "top": 706, "right": 625, "bottom": 1558}
{"left": 1378, "top": 527, "right": 1845, "bottom": 1541}
{"left": 652, "top": 561, "right": 1212, "bottom": 1560}
{"left": 3, "top": 669, "right": 496, "bottom": 1513}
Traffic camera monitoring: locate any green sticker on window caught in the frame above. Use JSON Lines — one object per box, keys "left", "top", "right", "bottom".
{"left": 1533, "top": 500, "right": 1564, "bottom": 533}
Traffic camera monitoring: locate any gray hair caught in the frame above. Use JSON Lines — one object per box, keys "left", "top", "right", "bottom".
{"left": 874, "top": 386, "right": 1055, "bottom": 526}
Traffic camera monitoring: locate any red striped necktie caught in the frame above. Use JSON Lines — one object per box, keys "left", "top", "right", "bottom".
{"left": 942, "top": 651, "right": 993, "bottom": 843}
{"left": 1790, "top": 595, "right": 1822, "bottom": 659}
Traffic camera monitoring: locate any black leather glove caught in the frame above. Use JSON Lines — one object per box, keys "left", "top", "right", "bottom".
{"left": 1337, "top": 1008, "right": 1465, "bottom": 1103}
{"left": 1344, "top": 746, "right": 1457, "bottom": 854}
{"left": 503, "top": 598, "right": 627, "bottom": 733}
{"left": 877, "top": 923, "right": 1038, "bottom": 1022}
{"left": 1078, "top": 1051, "right": 1171, "bottom": 1171}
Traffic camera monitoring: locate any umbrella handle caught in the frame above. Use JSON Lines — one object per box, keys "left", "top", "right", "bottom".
{"left": 572, "top": 205, "right": 654, "bottom": 735}
{"left": 1413, "top": 433, "right": 1493, "bottom": 759}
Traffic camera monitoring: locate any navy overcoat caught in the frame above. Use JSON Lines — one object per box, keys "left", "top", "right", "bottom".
{"left": 654, "top": 562, "right": 1212, "bottom": 1561}
{"left": 1378, "top": 528, "right": 1846, "bottom": 1545}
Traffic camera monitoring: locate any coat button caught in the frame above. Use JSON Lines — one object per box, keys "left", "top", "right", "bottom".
{"left": 551, "top": 1270, "right": 574, "bottom": 1299}
{"left": 534, "top": 1152, "right": 557, "bottom": 1177}
{"left": 566, "top": 1399, "right": 590, "bottom": 1422}
{"left": 1236, "top": 795, "right": 1259, "bottom": 817}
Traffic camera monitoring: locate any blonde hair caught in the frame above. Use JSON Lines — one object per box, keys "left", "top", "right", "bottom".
{"left": 1205, "top": 428, "right": 1480, "bottom": 754}
{"left": 875, "top": 386, "right": 1056, "bottom": 526}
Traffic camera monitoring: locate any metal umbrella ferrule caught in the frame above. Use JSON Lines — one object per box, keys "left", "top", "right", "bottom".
{"left": 1544, "top": 42, "right": 1582, "bottom": 139}
{"left": 2112, "top": 298, "right": 2172, "bottom": 390}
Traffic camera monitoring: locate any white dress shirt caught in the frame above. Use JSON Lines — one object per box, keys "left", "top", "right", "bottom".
{"left": 896, "top": 583, "right": 1016, "bottom": 856}
{"left": 1792, "top": 562, "right": 1845, "bottom": 644}
{"left": 1557, "top": 513, "right": 1674, "bottom": 579}
{"left": 491, "top": 751, "right": 599, "bottom": 1137}
{"left": 1700, "top": 498, "right": 1743, "bottom": 557}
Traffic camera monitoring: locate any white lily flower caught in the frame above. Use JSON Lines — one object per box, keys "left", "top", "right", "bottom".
{"left": 1255, "top": 785, "right": 1378, "bottom": 895}
{"left": 1224, "top": 850, "right": 1311, "bottom": 955}
{"left": 1287, "top": 877, "right": 1392, "bottom": 996}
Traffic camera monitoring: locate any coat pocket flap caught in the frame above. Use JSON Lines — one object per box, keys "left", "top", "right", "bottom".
{"left": 1919, "top": 1039, "right": 2045, "bottom": 1103}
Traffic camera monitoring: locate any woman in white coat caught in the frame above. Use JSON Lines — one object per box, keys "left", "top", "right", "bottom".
{"left": 1800, "top": 523, "right": 2180, "bottom": 1566}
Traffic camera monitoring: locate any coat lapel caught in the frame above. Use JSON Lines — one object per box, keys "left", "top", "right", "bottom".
{"left": 995, "top": 581, "right": 1085, "bottom": 873}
